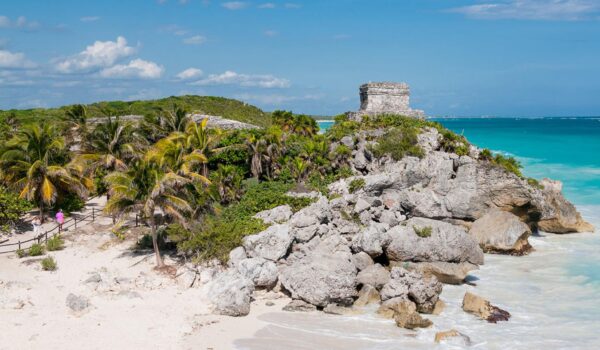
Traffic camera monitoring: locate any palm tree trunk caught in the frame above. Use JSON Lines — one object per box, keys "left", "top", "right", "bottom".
{"left": 39, "top": 200, "right": 45, "bottom": 224}
{"left": 150, "top": 216, "right": 164, "bottom": 267}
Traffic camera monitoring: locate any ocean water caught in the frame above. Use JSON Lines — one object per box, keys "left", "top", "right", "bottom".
{"left": 238, "top": 118, "right": 600, "bottom": 350}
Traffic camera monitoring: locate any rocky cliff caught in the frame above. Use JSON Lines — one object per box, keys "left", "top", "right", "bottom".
{"left": 199, "top": 122, "right": 594, "bottom": 328}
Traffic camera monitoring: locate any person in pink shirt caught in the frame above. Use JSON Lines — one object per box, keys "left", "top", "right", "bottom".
{"left": 56, "top": 209, "right": 64, "bottom": 231}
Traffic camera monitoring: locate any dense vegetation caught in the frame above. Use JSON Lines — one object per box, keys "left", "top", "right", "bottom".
{"left": 0, "top": 95, "right": 270, "bottom": 128}
{"left": 0, "top": 99, "right": 530, "bottom": 266}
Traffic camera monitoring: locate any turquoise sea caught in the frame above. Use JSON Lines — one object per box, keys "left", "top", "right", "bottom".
{"left": 245, "top": 118, "right": 600, "bottom": 349}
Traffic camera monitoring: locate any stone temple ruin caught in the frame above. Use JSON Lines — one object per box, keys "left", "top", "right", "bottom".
{"left": 348, "top": 82, "right": 425, "bottom": 120}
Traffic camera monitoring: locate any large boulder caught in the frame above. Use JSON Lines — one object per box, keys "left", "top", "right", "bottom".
{"left": 537, "top": 179, "right": 594, "bottom": 233}
{"left": 206, "top": 270, "right": 255, "bottom": 316}
{"left": 469, "top": 209, "right": 532, "bottom": 254}
{"left": 351, "top": 224, "right": 390, "bottom": 258}
{"left": 254, "top": 205, "right": 293, "bottom": 224}
{"left": 356, "top": 263, "right": 390, "bottom": 290}
{"left": 279, "top": 236, "right": 358, "bottom": 307}
{"left": 386, "top": 218, "right": 484, "bottom": 266}
{"left": 403, "top": 261, "right": 478, "bottom": 285}
{"left": 380, "top": 267, "right": 443, "bottom": 314}
{"left": 235, "top": 257, "right": 278, "bottom": 288}
{"left": 242, "top": 224, "right": 293, "bottom": 261}
{"left": 462, "top": 292, "right": 510, "bottom": 323}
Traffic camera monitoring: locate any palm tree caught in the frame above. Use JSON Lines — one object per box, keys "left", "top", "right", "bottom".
{"left": 293, "top": 115, "right": 319, "bottom": 137}
{"left": 78, "top": 116, "right": 144, "bottom": 174}
{"left": 146, "top": 135, "right": 210, "bottom": 186}
{"left": 272, "top": 110, "right": 295, "bottom": 133}
{"left": 64, "top": 104, "right": 88, "bottom": 148}
{"left": 0, "top": 124, "right": 92, "bottom": 222}
{"left": 245, "top": 133, "right": 266, "bottom": 179}
{"left": 105, "top": 160, "right": 192, "bottom": 267}
{"left": 209, "top": 164, "right": 244, "bottom": 204}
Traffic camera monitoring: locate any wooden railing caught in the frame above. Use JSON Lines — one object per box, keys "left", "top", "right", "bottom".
{"left": 0, "top": 208, "right": 97, "bottom": 254}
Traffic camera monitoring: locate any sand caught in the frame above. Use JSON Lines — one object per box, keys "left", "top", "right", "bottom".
{"left": 0, "top": 213, "right": 288, "bottom": 350}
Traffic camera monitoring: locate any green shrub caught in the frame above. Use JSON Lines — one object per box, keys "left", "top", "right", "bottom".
{"left": 479, "top": 148, "right": 493, "bottom": 161}
{"left": 0, "top": 186, "right": 33, "bottom": 234}
{"left": 349, "top": 178, "right": 365, "bottom": 193}
{"left": 493, "top": 154, "right": 522, "bottom": 177}
{"left": 52, "top": 193, "right": 85, "bottom": 214}
{"left": 371, "top": 127, "right": 424, "bottom": 161}
{"left": 41, "top": 256, "right": 57, "bottom": 271}
{"left": 46, "top": 235, "right": 65, "bottom": 251}
{"left": 29, "top": 243, "right": 45, "bottom": 256}
{"left": 413, "top": 225, "right": 432, "bottom": 238}
{"left": 16, "top": 248, "right": 26, "bottom": 258}
{"left": 527, "top": 178, "right": 544, "bottom": 190}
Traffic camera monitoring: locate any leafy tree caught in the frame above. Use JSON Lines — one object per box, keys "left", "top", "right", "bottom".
{"left": 0, "top": 124, "right": 92, "bottom": 222}
{"left": 0, "top": 186, "right": 32, "bottom": 233}
{"left": 104, "top": 160, "right": 193, "bottom": 267}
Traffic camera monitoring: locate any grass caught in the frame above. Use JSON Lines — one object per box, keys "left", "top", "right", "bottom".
{"left": 370, "top": 127, "right": 424, "bottom": 161}
{"left": 41, "top": 256, "right": 57, "bottom": 271}
{"left": 46, "top": 235, "right": 65, "bottom": 251}
{"left": 0, "top": 95, "right": 270, "bottom": 127}
{"left": 413, "top": 225, "right": 432, "bottom": 238}
{"left": 28, "top": 243, "right": 45, "bottom": 256}
{"left": 349, "top": 178, "right": 365, "bottom": 193}
{"left": 16, "top": 248, "right": 25, "bottom": 258}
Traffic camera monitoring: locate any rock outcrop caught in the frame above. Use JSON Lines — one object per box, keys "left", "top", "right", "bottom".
{"left": 469, "top": 209, "right": 532, "bottom": 254}
{"left": 206, "top": 270, "right": 254, "bottom": 316}
{"left": 462, "top": 292, "right": 511, "bottom": 323}
{"left": 537, "top": 179, "right": 594, "bottom": 233}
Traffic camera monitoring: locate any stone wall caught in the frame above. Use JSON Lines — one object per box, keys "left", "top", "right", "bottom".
{"left": 349, "top": 82, "right": 425, "bottom": 120}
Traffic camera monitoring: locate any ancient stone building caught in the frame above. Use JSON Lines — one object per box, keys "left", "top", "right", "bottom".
{"left": 349, "top": 82, "right": 425, "bottom": 120}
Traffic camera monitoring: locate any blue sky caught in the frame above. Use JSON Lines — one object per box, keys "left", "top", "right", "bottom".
{"left": 1, "top": 0, "right": 600, "bottom": 116}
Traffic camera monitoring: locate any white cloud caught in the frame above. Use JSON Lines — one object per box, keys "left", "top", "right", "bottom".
{"left": 284, "top": 3, "right": 301, "bottom": 8}
{"left": 80, "top": 16, "right": 100, "bottom": 22}
{"left": 176, "top": 67, "right": 203, "bottom": 80}
{"left": 264, "top": 30, "right": 278, "bottom": 37}
{"left": 161, "top": 24, "right": 188, "bottom": 36}
{"left": 222, "top": 1, "right": 247, "bottom": 10}
{"left": 450, "top": 0, "right": 600, "bottom": 20}
{"left": 259, "top": 3, "right": 276, "bottom": 8}
{"left": 183, "top": 35, "right": 207, "bottom": 45}
{"left": 0, "top": 15, "right": 40, "bottom": 30}
{"left": 0, "top": 50, "right": 36, "bottom": 69}
{"left": 99, "top": 59, "right": 163, "bottom": 79}
{"left": 191, "top": 70, "right": 290, "bottom": 88}
{"left": 0, "top": 16, "right": 9, "bottom": 28}
{"left": 56, "top": 36, "right": 137, "bottom": 73}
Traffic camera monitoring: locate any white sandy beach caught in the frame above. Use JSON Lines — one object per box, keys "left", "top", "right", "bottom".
{"left": 0, "top": 212, "right": 291, "bottom": 350}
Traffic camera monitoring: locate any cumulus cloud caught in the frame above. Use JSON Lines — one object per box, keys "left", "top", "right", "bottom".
{"left": 190, "top": 70, "right": 290, "bottom": 88}
{"left": 222, "top": 1, "right": 247, "bottom": 10}
{"left": 176, "top": 67, "right": 204, "bottom": 80}
{"left": 80, "top": 16, "right": 100, "bottom": 22}
{"left": 0, "top": 50, "right": 36, "bottom": 69}
{"left": 56, "top": 36, "right": 137, "bottom": 73}
{"left": 258, "top": 3, "right": 276, "bottom": 8}
{"left": 450, "top": 0, "right": 600, "bottom": 20}
{"left": 99, "top": 59, "right": 164, "bottom": 79}
{"left": 183, "top": 35, "right": 207, "bottom": 45}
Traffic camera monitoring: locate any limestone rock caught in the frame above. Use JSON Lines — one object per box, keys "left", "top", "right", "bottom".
{"left": 469, "top": 209, "right": 532, "bottom": 254}
{"left": 351, "top": 224, "right": 390, "bottom": 258}
{"left": 206, "top": 270, "right": 254, "bottom": 317}
{"left": 282, "top": 299, "right": 317, "bottom": 312}
{"left": 254, "top": 205, "right": 293, "bottom": 224}
{"left": 279, "top": 236, "right": 358, "bottom": 307}
{"left": 377, "top": 298, "right": 416, "bottom": 319}
{"left": 395, "top": 310, "right": 433, "bottom": 330}
{"left": 380, "top": 267, "right": 442, "bottom": 314}
{"left": 356, "top": 263, "right": 390, "bottom": 290}
{"left": 354, "top": 284, "right": 381, "bottom": 307}
{"left": 538, "top": 179, "right": 595, "bottom": 233}
{"left": 66, "top": 293, "right": 90, "bottom": 314}
{"left": 435, "top": 329, "right": 472, "bottom": 346}
{"left": 462, "top": 292, "right": 511, "bottom": 323}
{"left": 386, "top": 218, "right": 484, "bottom": 266}
{"left": 243, "top": 224, "right": 293, "bottom": 262}
{"left": 432, "top": 299, "right": 446, "bottom": 315}
{"left": 236, "top": 257, "right": 278, "bottom": 288}
{"left": 227, "top": 246, "right": 247, "bottom": 268}
{"left": 403, "top": 261, "right": 479, "bottom": 285}
{"left": 351, "top": 252, "right": 374, "bottom": 271}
